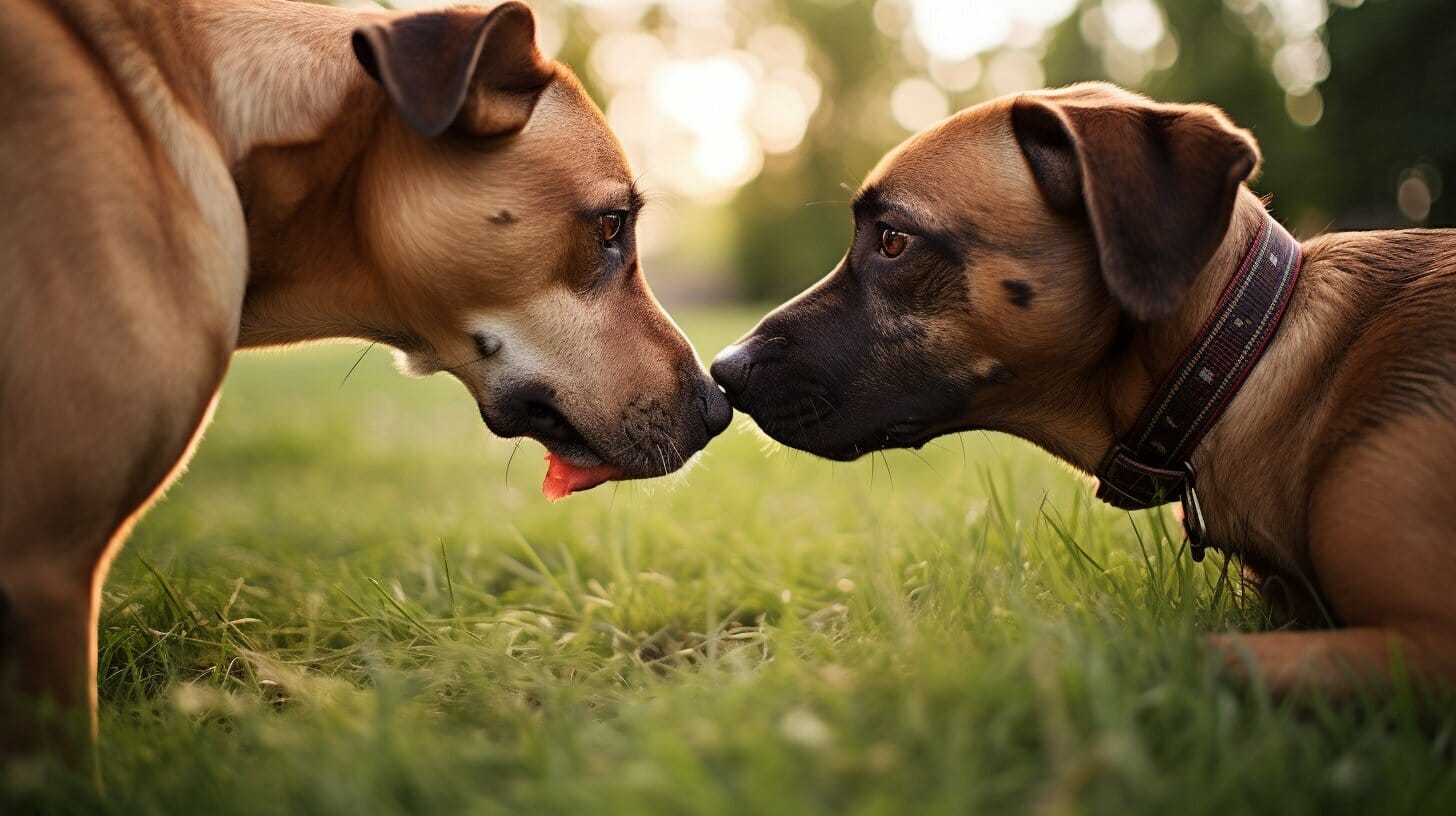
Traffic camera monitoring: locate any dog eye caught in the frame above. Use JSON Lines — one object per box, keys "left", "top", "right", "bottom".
{"left": 880, "top": 228, "right": 908, "bottom": 259}
{"left": 598, "top": 211, "right": 625, "bottom": 243}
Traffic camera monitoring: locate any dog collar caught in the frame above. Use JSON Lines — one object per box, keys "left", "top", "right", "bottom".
{"left": 1094, "top": 213, "right": 1302, "bottom": 560}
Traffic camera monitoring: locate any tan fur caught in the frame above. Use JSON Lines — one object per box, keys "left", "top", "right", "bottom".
{"left": 727, "top": 82, "right": 1456, "bottom": 695}
{"left": 0, "top": 0, "right": 720, "bottom": 755}
{"left": 892, "top": 88, "right": 1456, "bottom": 691}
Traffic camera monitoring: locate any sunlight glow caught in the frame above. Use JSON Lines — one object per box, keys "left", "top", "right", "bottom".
{"left": 584, "top": 10, "right": 822, "bottom": 203}
{"left": 910, "top": 0, "right": 1013, "bottom": 61}
{"left": 890, "top": 77, "right": 949, "bottom": 131}
{"left": 1224, "top": 0, "right": 1336, "bottom": 101}
{"left": 651, "top": 57, "right": 755, "bottom": 133}
{"left": 986, "top": 50, "right": 1046, "bottom": 96}
{"left": 928, "top": 56, "right": 982, "bottom": 93}
{"left": 1103, "top": 0, "right": 1165, "bottom": 52}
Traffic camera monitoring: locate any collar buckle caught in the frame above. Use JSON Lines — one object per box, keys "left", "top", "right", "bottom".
{"left": 1180, "top": 462, "right": 1207, "bottom": 562}
{"left": 1091, "top": 212, "right": 1303, "bottom": 561}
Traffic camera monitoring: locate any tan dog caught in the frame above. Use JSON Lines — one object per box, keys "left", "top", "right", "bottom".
{"left": 715, "top": 82, "right": 1456, "bottom": 694}
{"left": 0, "top": 0, "right": 730, "bottom": 751}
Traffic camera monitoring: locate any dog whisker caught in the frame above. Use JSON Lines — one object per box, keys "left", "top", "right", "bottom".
{"left": 439, "top": 353, "right": 489, "bottom": 374}
{"left": 504, "top": 440, "right": 522, "bottom": 487}
{"left": 339, "top": 342, "right": 376, "bottom": 388}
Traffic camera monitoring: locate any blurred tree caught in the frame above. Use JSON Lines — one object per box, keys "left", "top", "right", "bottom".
{"left": 721, "top": 0, "right": 1455, "bottom": 300}
{"left": 388, "top": 0, "right": 1453, "bottom": 301}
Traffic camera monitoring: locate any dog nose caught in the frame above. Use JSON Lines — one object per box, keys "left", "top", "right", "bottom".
{"left": 699, "top": 381, "right": 733, "bottom": 437}
{"left": 710, "top": 344, "right": 753, "bottom": 399}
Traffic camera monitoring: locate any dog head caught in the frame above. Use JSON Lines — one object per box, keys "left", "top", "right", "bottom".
{"left": 349, "top": 3, "right": 730, "bottom": 484}
{"left": 712, "top": 83, "right": 1258, "bottom": 461}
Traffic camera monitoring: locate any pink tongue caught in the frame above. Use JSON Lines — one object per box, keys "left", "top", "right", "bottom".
{"left": 541, "top": 452, "right": 623, "bottom": 502}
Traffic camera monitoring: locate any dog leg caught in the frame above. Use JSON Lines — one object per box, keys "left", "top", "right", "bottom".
{"left": 1222, "top": 412, "right": 1456, "bottom": 696}
{"left": 0, "top": 388, "right": 218, "bottom": 762}
{"left": 1, "top": 367, "right": 225, "bottom": 762}
{"left": 1211, "top": 627, "right": 1455, "bottom": 695}
{"left": 0, "top": 554, "right": 104, "bottom": 758}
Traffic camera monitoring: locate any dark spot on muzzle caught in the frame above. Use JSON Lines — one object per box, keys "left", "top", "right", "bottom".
{"left": 1002, "top": 279, "right": 1036, "bottom": 308}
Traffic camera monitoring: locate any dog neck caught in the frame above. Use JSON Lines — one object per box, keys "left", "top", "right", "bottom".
{"left": 195, "top": 0, "right": 415, "bottom": 351}
{"left": 192, "top": 0, "right": 372, "bottom": 164}
{"left": 1024, "top": 191, "right": 1275, "bottom": 477}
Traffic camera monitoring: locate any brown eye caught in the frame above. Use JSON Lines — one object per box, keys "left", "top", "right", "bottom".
{"left": 880, "top": 227, "right": 908, "bottom": 258}
{"left": 599, "top": 212, "right": 624, "bottom": 243}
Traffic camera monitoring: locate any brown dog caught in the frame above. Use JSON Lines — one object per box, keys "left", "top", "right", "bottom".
{"left": 714, "top": 82, "right": 1456, "bottom": 694}
{"left": 0, "top": 0, "right": 729, "bottom": 750}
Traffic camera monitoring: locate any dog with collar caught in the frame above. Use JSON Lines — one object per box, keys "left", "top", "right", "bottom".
{"left": 714, "top": 82, "right": 1456, "bottom": 693}
{"left": 0, "top": 0, "right": 729, "bottom": 750}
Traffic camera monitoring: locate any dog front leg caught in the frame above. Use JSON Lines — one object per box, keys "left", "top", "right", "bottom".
{"left": 0, "top": 554, "right": 103, "bottom": 760}
{"left": 1212, "top": 626, "right": 1456, "bottom": 696}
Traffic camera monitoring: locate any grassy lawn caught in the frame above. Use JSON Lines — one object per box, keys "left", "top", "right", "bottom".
{"left": 9, "top": 308, "right": 1454, "bottom": 814}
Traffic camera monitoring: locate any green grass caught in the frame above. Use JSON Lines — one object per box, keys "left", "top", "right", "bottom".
{"left": 8, "top": 308, "right": 1454, "bottom": 814}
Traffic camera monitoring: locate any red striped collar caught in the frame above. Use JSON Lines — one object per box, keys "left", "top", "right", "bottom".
{"left": 1095, "top": 213, "right": 1303, "bottom": 560}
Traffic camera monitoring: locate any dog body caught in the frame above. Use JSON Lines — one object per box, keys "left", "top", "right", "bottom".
{"left": 715, "top": 83, "right": 1456, "bottom": 692}
{"left": 0, "top": 0, "right": 728, "bottom": 749}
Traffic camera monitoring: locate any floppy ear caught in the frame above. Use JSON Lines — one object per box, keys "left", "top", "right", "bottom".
{"left": 352, "top": 2, "right": 555, "bottom": 138}
{"left": 1011, "top": 88, "right": 1260, "bottom": 320}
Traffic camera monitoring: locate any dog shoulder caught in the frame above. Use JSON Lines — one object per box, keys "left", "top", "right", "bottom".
{"left": 1308, "top": 229, "right": 1456, "bottom": 457}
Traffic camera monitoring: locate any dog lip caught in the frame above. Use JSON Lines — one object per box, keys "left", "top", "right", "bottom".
{"left": 885, "top": 421, "right": 931, "bottom": 448}
{"left": 538, "top": 440, "right": 606, "bottom": 469}
{"left": 520, "top": 427, "right": 614, "bottom": 471}
{"left": 749, "top": 414, "right": 940, "bottom": 461}
{"left": 479, "top": 403, "right": 613, "bottom": 469}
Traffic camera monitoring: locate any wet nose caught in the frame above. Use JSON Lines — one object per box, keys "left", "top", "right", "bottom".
{"left": 710, "top": 343, "right": 753, "bottom": 399}
{"left": 699, "top": 380, "right": 733, "bottom": 437}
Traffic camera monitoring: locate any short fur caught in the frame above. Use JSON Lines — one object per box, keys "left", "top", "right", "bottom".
{"left": 716, "top": 82, "right": 1456, "bottom": 695}
{"left": 0, "top": 0, "right": 728, "bottom": 754}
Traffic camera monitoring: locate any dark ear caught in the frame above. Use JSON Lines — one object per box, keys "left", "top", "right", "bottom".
{"left": 352, "top": 2, "right": 555, "bottom": 138}
{"left": 1011, "top": 87, "right": 1260, "bottom": 320}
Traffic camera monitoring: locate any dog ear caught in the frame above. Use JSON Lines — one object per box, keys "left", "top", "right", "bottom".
{"left": 1011, "top": 87, "right": 1260, "bottom": 320}
{"left": 352, "top": 2, "right": 555, "bottom": 138}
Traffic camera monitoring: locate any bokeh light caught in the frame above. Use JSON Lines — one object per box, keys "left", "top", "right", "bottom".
{"left": 889, "top": 77, "right": 948, "bottom": 131}
{"left": 365, "top": 0, "right": 1346, "bottom": 207}
{"left": 338, "top": 0, "right": 1452, "bottom": 300}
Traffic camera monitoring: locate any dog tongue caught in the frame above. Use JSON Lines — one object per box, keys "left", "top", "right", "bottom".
{"left": 541, "top": 452, "right": 623, "bottom": 502}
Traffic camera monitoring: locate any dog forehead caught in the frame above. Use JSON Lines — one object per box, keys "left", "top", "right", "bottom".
{"left": 861, "top": 99, "right": 1032, "bottom": 220}
{"left": 527, "top": 68, "right": 633, "bottom": 187}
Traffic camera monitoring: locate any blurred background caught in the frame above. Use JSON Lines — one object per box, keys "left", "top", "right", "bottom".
{"left": 350, "top": 0, "right": 1456, "bottom": 304}
{"left": 39, "top": 4, "right": 1452, "bottom": 806}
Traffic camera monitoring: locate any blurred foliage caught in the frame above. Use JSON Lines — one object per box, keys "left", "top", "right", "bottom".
{"left": 374, "top": 0, "right": 1454, "bottom": 301}
{"left": 1139, "top": 0, "right": 1456, "bottom": 230}
{"left": 728, "top": 0, "right": 1453, "bottom": 300}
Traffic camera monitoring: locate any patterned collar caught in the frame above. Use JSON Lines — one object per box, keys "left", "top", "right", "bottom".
{"left": 1094, "top": 212, "right": 1303, "bottom": 560}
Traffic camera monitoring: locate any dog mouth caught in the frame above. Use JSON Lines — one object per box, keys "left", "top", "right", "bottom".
{"left": 740, "top": 392, "right": 943, "bottom": 461}
{"left": 480, "top": 396, "right": 625, "bottom": 499}
{"left": 480, "top": 377, "right": 729, "bottom": 497}
{"left": 779, "top": 421, "right": 935, "bottom": 461}
{"left": 541, "top": 450, "right": 622, "bottom": 501}
{"left": 721, "top": 362, "right": 981, "bottom": 462}
{"left": 520, "top": 399, "right": 603, "bottom": 463}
